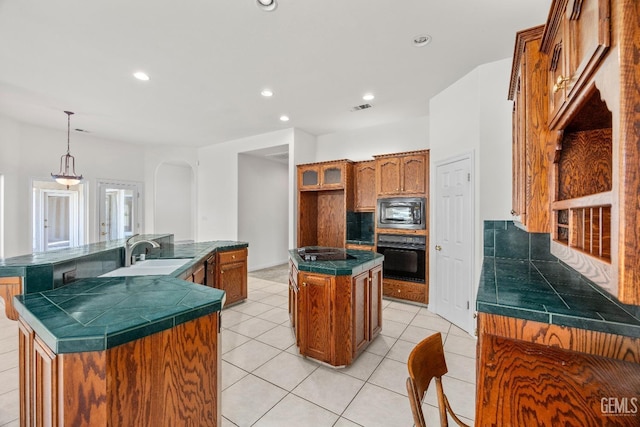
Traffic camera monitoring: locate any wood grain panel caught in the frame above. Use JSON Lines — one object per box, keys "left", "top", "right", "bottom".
{"left": 478, "top": 334, "right": 640, "bottom": 427}
{"left": 558, "top": 128, "right": 612, "bottom": 200}
{"left": 354, "top": 161, "right": 376, "bottom": 212}
{"left": 157, "top": 313, "right": 220, "bottom": 426}
{"left": 299, "top": 273, "right": 332, "bottom": 363}
{"left": 382, "top": 278, "right": 426, "bottom": 304}
{"left": 316, "top": 191, "right": 345, "bottom": 248}
{"left": 402, "top": 155, "right": 426, "bottom": 194}
{"left": 297, "top": 192, "right": 318, "bottom": 247}
{"left": 0, "top": 277, "right": 21, "bottom": 320}
{"left": 618, "top": 0, "right": 640, "bottom": 304}
{"left": 333, "top": 275, "right": 353, "bottom": 366}
{"left": 479, "top": 313, "right": 640, "bottom": 363}
{"left": 107, "top": 334, "right": 154, "bottom": 426}
{"left": 60, "top": 351, "right": 107, "bottom": 426}
{"left": 18, "top": 319, "right": 33, "bottom": 427}
{"left": 523, "top": 32, "right": 552, "bottom": 232}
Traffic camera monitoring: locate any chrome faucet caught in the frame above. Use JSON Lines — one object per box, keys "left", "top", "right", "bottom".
{"left": 124, "top": 234, "right": 160, "bottom": 267}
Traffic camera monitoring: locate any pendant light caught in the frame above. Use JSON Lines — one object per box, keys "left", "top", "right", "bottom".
{"left": 51, "top": 111, "right": 83, "bottom": 189}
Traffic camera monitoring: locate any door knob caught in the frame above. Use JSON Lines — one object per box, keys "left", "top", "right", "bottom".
{"left": 435, "top": 245, "right": 442, "bottom": 251}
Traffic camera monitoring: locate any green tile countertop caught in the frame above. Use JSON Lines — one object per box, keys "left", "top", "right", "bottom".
{"left": 477, "top": 257, "right": 640, "bottom": 338}
{"left": 14, "top": 275, "right": 226, "bottom": 354}
{"left": 0, "top": 234, "right": 172, "bottom": 268}
{"left": 155, "top": 241, "right": 248, "bottom": 279}
{"left": 289, "top": 247, "right": 383, "bottom": 276}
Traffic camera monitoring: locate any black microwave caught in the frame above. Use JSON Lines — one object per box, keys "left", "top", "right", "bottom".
{"left": 377, "top": 197, "right": 426, "bottom": 229}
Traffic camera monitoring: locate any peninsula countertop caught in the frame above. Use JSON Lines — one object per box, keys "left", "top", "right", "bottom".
{"left": 476, "top": 256, "right": 640, "bottom": 338}
{"left": 14, "top": 275, "right": 226, "bottom": 354}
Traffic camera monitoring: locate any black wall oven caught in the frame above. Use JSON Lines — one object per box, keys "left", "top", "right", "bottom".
{"left": 376, "top": 234, "right": 426, "bottom": 283}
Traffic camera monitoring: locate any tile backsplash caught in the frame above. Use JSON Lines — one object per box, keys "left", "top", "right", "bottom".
{"left": 346, "top": 212, "right": 375, "bottom": 243}
{"left": 483, "top": 220, "right": 556, "bottom": 261}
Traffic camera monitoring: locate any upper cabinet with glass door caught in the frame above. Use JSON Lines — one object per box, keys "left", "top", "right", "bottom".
{"left": 297, "top": 160, "right": 352, "bottom": 191}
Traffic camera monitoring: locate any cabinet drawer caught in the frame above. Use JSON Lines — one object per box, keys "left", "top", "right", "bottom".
{"left": 217, "top": 248, "right": 247, "bottom": 264}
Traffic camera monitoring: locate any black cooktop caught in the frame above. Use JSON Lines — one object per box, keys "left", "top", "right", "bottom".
{"left": 297, "top": 247, "right": 356, "bottom": 262}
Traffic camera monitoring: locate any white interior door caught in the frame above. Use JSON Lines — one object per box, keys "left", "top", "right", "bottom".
{"left": 98, "top": 180, "right": 141, "bottom": 242}
{"left": 435, "top": 155, "right": 473, "bottom": 332}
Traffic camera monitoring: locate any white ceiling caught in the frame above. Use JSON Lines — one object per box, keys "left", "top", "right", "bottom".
{"left": 0, "top": 0, "right": 550, "bottom": 148}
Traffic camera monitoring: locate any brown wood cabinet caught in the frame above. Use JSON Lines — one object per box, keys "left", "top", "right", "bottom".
{"left": 298, "top": 160, "right": 350, "bottom": 191}
{"left": 353, "top": 160, "right": 376, "bottom": 211}
{"left": 508, "top": 26, "right": 553, "bottom": 232}
{"left": 288, "top": 261, "right": 299, "bottom": 337}
{"left": 476, "top": 313, "right": 640, "bottom": 426}
{"left": 297, "top": 160, "right": 354, "bottom": 248}
{"left": 291, "top": 262, "right": 383, "bottom": 367}
{"left": 542, "top": 0, "right": 611, "bottom": 128}
{"left": 507, "top": 0, "right": 640, "bottom": 304}
{"left": 18, "top": 313, "right": 221, "bottom": 426}
{"left": 374, "top": 151, "right": 428, "bottom": 197}
{"left": 215, "top": 248, "right": 247, "bottom": 306}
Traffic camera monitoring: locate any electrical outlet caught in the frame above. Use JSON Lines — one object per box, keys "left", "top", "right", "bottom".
{"left": 62, "top": 269, "right": 77, "bottom": 284}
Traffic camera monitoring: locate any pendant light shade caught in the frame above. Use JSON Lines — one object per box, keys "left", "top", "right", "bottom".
{"left": 51, "top": 111, "right": 83, "bottom": 188}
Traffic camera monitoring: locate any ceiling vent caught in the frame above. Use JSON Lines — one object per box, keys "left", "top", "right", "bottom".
{"left": 351, "top": 103, "right": 373, "bottom": 112}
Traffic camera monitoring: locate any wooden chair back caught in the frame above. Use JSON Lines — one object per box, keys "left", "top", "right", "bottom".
{"left": 406, "top": 332, "right": 470, "bottom": 427}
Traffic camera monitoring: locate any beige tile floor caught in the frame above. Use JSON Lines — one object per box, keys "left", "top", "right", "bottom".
{"left": 0, "top": 265, "right": 476, "bottom": 426}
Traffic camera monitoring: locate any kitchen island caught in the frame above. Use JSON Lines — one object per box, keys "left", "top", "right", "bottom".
{"left": 1, "top": 235, "right": 248, "bottom": 426}
{"left": 15, "top": 276, "right": 225, "bottom": 426}
{"left": 476, "top": 222, "right": 640, "bottom": 426}
{"left": 288, "top": 247, "right": 383, "bottom": 367}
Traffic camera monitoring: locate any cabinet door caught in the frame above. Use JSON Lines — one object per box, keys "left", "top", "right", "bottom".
{"left": 401, "top": 155, "right": 426, "bottom": 194}
{"left": 321, "top": 164, "right": 344, "bottom": 189}
{"left": 376, "top": 157, "right": 401, "bottom": 196}
{"left": 298, "top": 165, "right": 320, "bottom": 190}
{"left": 298, "top": 273, "right": 332, "bottom": 363}
{"left": 18, "top": 319, "right": 34, "bottom": 427}
{"left": 354, "top": 161, "right": 376, "bottom": 211}
{"left": 548, "top": 0, "right": 610, "bottom": 125}
{"left": 33, "top": 336, "right": 58, "bottom": 427}
{"left": 352, "top": 271, "right": 369, "bottom": 355}
{"left": 548, "top": 23, "right": 567, "bottom": 123}
{"left": 369, "top": 264, "right": 383, "bottom": 338}
{"left": 216, "top": 249, "right": 247, "bottom": 306}
{"left": 288, "top": 263, "right": 299, "bottom": 334}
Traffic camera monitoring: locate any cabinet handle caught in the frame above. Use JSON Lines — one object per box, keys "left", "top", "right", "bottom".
{"left": 553, "top": 75, "right": 570, "bottom": 93}
{"left": 221, "top": 270, "right": 224, "bottom": 274}
{"left": 302, "top": 282, "right": 307, "bottom": 287}
{"left": 232, "top": 255, "right": 236, "bottom": 259}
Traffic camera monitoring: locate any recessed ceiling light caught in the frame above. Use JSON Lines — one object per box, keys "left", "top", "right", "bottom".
{"left": 261, "top": 89, "right": 274, "bottom": 97}
{"left": 412, "top": 34, "right": 432, "bottom": 47}
{"left": 133, "top": 71, "right": 150, "bottom": 81}
{"left": 256, "top": 0, "right": 277, "bottom": 11}
{"left": 279, "top": 115, "right": 290, "bottom": 122}
{"left": 362, "top": 93, "right": 375, "bottom": 101}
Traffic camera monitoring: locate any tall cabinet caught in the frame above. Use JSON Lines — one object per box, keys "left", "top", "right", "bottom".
{"left": 297, "top": 160, "right": 353, "bottom": 248}
{"left": 508, "top": 25, "right": 552, "bottom": 233}
{"left": 509, "top": 0, "right": 640, "bottom": 305}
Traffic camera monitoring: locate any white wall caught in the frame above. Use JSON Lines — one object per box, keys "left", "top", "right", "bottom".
{"left": 0, "top": 115, "right": 147, "bottom": 257}
{"left": 428, "top": 57, "right": 513, "bottom": 316}
{"left": 197, "top": 128, "right": 293, "bottom": 243}
{"left": 238, "top": 154, "right": 288, "bottom": 270}
{"left": 316, "top": 116, "right": 429, "bottom": 161}
{"left": 155, "top": 162, "right": 193, "bottom": 242}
